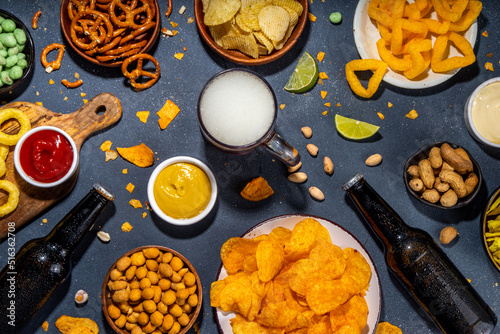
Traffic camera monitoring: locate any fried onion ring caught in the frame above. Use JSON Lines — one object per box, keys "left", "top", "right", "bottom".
{"left": 0, "top": 108, "right": 31, "bottom": 146}
{"left": 0, "top": 180, "right": 20, "bottom": 217}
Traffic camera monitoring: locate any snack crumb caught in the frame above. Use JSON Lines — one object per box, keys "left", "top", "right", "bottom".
{"left": 126, "top": 183, "right": 135, "bottom": 193}
{"left": 136, "top": 111, "right": 150, "bottom": 123}
{"left": 322, "top": 110, "right": 328, "bottom": 115}
{"left": 100, "top": 140, "right": 112, "bottom": 152}
{"left": 129, "top": 199, "right": 143, "bottom": 209}
{"left": 80, "top": 92, "right": 86, "bottom": 97}
{"left": 41, "top": 321, "right": 49, "bottom": 332}
{"left": 121, "top": 222, "right": 133, "bottom": 232}
{"left": 482, "top": 30, "right": 488, "bottom": 37}
{"left": 49, "top": 79, "right": 54, "bottom": 85}
{"left": 321, "top": 91, "right": 327, "bottom": 99}
{"left": 377, "top": 112, "right": 385, "bottom": 120}
{"left": 388, "top": 102, "right": 393, "bottom": 108}
{"left": 122, "top": 169, "right": 128, "bottom": 174}
{"left": 319, "top": 72, "right": 328, "bottom": 79}
{"left": 174, "top": 52, "right": 184, "bottom": 60}
{"left": 336, "top": 102, "right": 341, "bottom": 107}
{"left": 324, "top": 102, "right": 331, "bottom": 107}
{"left": 316, "top": 51, "right": 325, "bottom": 62}
{"left": 42, "top": 218, "right": 47, "bottom": 224}
{"left": 142, "top": 212, "right": 147, "bottom": 218}
{"left": 485, "top": 62, "right": 494, "bottom": 71}
{"left": 308, "top": 13, "right": 317, "bottom": 22}
{"left": 405, "top": 109, "right": 418, "bottom": 119}
{"left": 279, "top": 103, "right": 286, "bottom": 110}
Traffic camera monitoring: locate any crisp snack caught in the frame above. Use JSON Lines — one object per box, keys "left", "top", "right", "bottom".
{"left": 55, "top": 315, "right": 98, "bottom": 334}
{"left": 211, "top": 218, "right": 372, "bottom": 333}
{"left": 203, "top": 0, "right": 303, "bottom": 58}
{"left": 431, "top": 32, "right": 476, "bottom": 73}
{"left": 157, "top": 99, "right": 180, "bottom": 130}
{"left": 0, "top": 108, "right": 31, "bottom": 146}
{"left": 116, "top": 143, "right": 154, "bottom": 167}
{"left": 240, "top": 176, "right": 274, "bottom": 201}
{"left": 99, "top": 140, "right": 112, "bottom": 152}
{"left": 345, "top": 59, "right": 388, "bottom": 98}
{"left": 375, "top": 321, "right": 403, "bottom": 333}
{"left": 0, "top": 180, "right": 19, "bottom": 217}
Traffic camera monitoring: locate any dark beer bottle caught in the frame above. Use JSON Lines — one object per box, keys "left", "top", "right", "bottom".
{"left": 343, "top": 173, "right": 497, "bottom": 334}
{"left": 0, "top": 183, "right": 114, "bottom": 333}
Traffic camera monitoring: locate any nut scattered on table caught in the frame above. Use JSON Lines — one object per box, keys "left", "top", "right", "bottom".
{"left": 301, "top": 126, "right": 312, "bottom": 138}
{"left": 287, "top": 161, "right": 302, "bottom": 173}
{"left": 323, "top": 156, "right": 334, "bottom": 175}
{"left": 309, "top": 186, "right": 325, "bottom": 201}
{"left": 306, "top": 143, "right": 318, "bottom": 157}
{"left": 440, "top": 226, "right": 458, "bottom": 244}
{"left": 288, "top": 172, "right": 307, "bottom": 183}
{"left": 365, "top": 154, "right": 382, "bottom": 166}
{"left": 97, "top": 231, "right": 110, "bottom": 243}
{"left": 75, "top": 289, "right": 88, "bottom": 305}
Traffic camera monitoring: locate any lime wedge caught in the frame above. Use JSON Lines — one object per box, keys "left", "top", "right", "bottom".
{"left": 335, "top": 114, "right": 380, "bottom": 140}
{"left": 284, "top": 51, "right": 319, "bottom": 93}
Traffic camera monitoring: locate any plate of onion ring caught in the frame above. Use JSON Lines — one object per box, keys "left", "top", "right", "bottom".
{"left": 353, "top": 0, "right": 478, "bottom": 89}
{"left": 59, "top": 0, "right": 161, "bottom": 67}
{"left": 214, "top": 214, "right": 381, "bottom": 334}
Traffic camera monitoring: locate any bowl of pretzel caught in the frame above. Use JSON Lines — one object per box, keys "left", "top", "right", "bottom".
{"left": 60, "top": 0, "right": 161, "bottom": 67}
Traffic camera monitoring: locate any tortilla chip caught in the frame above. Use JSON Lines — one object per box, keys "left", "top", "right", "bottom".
{"left": 116, "top": 143, "right": 154, "bottom": 167}
{"left": 157, "top": 99, "right": 180, "bottom": 130}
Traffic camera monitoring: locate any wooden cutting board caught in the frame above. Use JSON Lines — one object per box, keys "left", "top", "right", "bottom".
{"left": 0, "top": 92, "right": 122, "bottom": 239}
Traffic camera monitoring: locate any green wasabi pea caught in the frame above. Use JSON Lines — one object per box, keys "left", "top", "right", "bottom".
{"left": 1, "top": 70, "right": 13, "bottom": 85}
{"left": 7, "top": 45, "right": 18, "bottom": 56}
{"left": 5, "top": 55, "right": 18, "bottom": 68}
{"left": 329, "top": 12, "right": 342, "bottom": 24}
{"left": 9, "top": 65, "right": 22, "bottom": 80}
{"left": 1, "top": 19, "right": 16, "bottom": 33}
{"left": 0, "top": 56, "right": 5, "bottom": 66}
{"left": 13, "top": 28, "right": 26, "bottom": 45}
{"left": 0, "top": 33, "right": 17, "bottom": 48}
{"left": 17, "top": 52, "right": 25, "bottom": 59}
{"left": 0, "top": 17, "right": 5, "bottom": 25}
{"left": 0, "top": 50, "right": 6, "bottom": 58}
{"left": 17, "top": 43, "right": 24, "bottom": 52}
{"left": 17, "top": 58, "right": 27, "bottom": 69}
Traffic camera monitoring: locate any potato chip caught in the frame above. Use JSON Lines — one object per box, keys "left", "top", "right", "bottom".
{"left": 272, "top": 6, "right": 298, "bottom": 50}
{"left": 306, "top": 315, "right": 332, "bottom": 334}
{"left": 288, "top": 258, "right": 321, "bottom": 296}
{"left": 329, "top": 295, "right": 369, "bottom": 332}
{"left": 256, "top": 301, "right": 299, "bottom": 328}
{"left": 269, "top": 226, "right": 292, "bottom": 250}
{"left": 221, "top": 237, "right": 261, "bottom": 274}
{"left": 241, "top": 176, "right": 274, "bottom": 201}
{"left": 157, "top": 99, "right": 180, "bottom": 130}
{"left": 375, "top": 321, "right": 403, "bottom": 334}
{"left": 220, "top": 35, "right": 259, "bottom": 59}
{"left": 286, "top": 218, "right": 332, "bottom": 261}
{"left": 256, "top": 237, "right": 285, "bottom": 282}
{"left": 253, "top": 31, "right": 274, "bottom": 54}
{"left": 210, "top": 280, "right": 227, "bottom": 307}
{"left": 55, "top": 315, "right": 98, "bottom": 334}
{"left": 340, "top": 248, "right": 372, "bottom": 296}
{"left": 116, "top": 143, "right": 154, "bottom": 167}
{"left": 272, "top": 0, "right": 303, "bottom": 16}
{"left": 219, "top": 281, "right": 254, "bottom": 317}
{"left": 204, "top": 0, "right": 241, "bottom": 26}
{"left": 231, "top": 314, "right": 268, "bottom": 334}
{"left": 258, "top": 5, "right": 290, "bottom": 42}
{"left": 121, "top": 222, "right": 133, "bottom": 232}
{"left": 235, "top": 12, "right": 253, "bottom": 33}
{"left": 309, "top": 243, "right": 346, "bottom": 280}
{"left": 240, "top": 1, "right": 270, "bottom": 31}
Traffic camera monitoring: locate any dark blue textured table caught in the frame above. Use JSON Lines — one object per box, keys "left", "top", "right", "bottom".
{"left": 0, "top": 1, "right": 499, "bottom": 333}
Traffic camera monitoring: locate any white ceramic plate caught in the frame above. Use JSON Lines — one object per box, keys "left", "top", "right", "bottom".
{"left": 353, "top": 0, "right": 478, "bottom": 89}
{"left": 214, "top": 214, "right": 382, "bottom": 334}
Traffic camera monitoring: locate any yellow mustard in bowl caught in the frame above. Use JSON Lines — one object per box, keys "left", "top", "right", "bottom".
{"left": 153, "top": 162, "right": 212, "bottom": 219}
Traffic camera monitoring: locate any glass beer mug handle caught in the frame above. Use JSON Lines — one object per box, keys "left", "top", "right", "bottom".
{"left": 263, "top": 132, "right": 301, "bottom": 166}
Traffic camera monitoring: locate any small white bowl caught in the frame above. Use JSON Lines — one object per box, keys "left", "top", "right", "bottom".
{"left": 14, "top": 126, "right": 79, "bottom": 188}
{"left": 147, "top": 156, "right": 217, "bottom": 226}
{"left": 464, "top": 77, "right": 500, "bottom": 149}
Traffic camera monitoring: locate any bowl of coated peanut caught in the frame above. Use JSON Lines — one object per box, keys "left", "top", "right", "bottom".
{"left": 404, "top": 141, "right": 482, "bottom": 209}
{"left": 101, "top": 246, "right": 202, "bottom": 334}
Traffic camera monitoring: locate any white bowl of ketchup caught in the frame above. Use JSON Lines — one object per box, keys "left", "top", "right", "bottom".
{"left": 14, "top": 126, "right": 79, "bottom": 188}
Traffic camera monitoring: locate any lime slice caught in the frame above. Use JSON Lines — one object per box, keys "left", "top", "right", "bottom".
{"left": 284, "top": 51, "right": 319, "bottom": 93}
{"left": 335, "top": 114, "right": 380, "bottom": 140}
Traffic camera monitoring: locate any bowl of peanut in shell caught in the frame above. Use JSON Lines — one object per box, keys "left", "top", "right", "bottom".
{"left": 404, "top": 141, "right": 482, "bottom": 209}
{"left": 101, "top": 246, "right": 202, "bottom": 334}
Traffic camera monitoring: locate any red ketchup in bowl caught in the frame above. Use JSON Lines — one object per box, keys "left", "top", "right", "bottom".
{"left": 19, "top": 129, "right": 74, "bottom": 183}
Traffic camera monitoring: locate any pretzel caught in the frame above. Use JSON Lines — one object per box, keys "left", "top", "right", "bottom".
{"left": 119, "top": 21, "right": 155, "bottom": 45}
{"left": 32, "top": 10, "right": 42, "bottom": 29}
{"left": 121, "top": 53, "right": 160, "bottom": 91}
{"left": 96, "top": 48, "right": 141, "bottom": 62}
{"left": 70, "top": 9, "right": 114, "bottom": 50}
{"left": 165, "top": 0, "right": 173, "bottom": 17}
{"left": 41, "top": 43, "right": 65, "bottom": 73}
{"left": 109, "top": 0, "right": 153, "bottom": 29}
{"left": 61, "top": 78, "right": 84, "bottom": 88}
{"left": 104, "top": 40, "right": 147, "bottom": 55}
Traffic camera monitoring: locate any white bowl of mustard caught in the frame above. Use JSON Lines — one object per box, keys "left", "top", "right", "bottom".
{"left": 464, "top": 77, "right": 500, "bottom": 149}
{"left": 147, "top": 156, "right": 217, "bottom": 225}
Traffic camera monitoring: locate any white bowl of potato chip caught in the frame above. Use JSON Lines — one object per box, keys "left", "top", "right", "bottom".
{"left": 194, "top": 0, "right": 308, "bottom": 65}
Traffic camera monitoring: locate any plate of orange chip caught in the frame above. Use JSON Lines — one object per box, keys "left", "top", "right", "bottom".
{"left": 353, "top": 0, "right": 479, "bottom": 89}
{"left": 211, "top": 214, "right": 381, "bottom": 334}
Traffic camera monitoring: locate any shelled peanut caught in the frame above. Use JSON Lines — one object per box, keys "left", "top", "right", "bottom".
{"left": 406, "top": 143, "right": 478, "bottom": 207}
{"left": 106, "top": 247, "right": 199, "bottom": 334}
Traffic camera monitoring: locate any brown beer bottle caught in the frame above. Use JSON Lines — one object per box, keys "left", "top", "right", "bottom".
{"left": 0, "top": 183, "right": 114, "bottom": 333}
{"left": 343, "top": 173, "right": 497, "bottom": 334}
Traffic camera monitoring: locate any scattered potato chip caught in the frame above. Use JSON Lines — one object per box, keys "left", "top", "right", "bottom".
{"left": 116, "top": 143, "right": 154, "bottom": 167}
{"left": 55, "top": 315, "right": 98, "bottom": 334}
{"left": 240, "top": 176, "right": 274, "bottom": 201}
{"left": 375, "top": 321, "right": 403, "bottom": 334}
{"left": 157, "top": 99, "right": 180, "bottom": 130}
{"left": 126, "top": 183, "right": 135, "bottom": 193}
{"left": 406, "top": 109, "right": 418, "bottom": 119}
{"left": 121, "top": 222, "right": 133, "bottom": 232}
{"left": 100, "top": 140, "right": 112, "bottom": 151}
{"left": 105, "top": 150, "right": 118, "bottom": 162}
{"left": 129, "top": 199, "right": 143, "bottom": 209}
{"left": 136, "top": 111, "right": 150, "bottom": 123}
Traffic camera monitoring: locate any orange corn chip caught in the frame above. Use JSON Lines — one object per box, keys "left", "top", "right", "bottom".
{"left": 157, "top": 99, "right": 180, "bottom": 130}
{"left": 320, "top": 91, "right": 328, "bottom": 99}
{"left": 241, "top": 176, "right": 274, "bottom": 201}
{"left": 406, "top": 109, "right": 418, "bottom": 119}
{"left": 117, "top": 143, "right": 154, "bottom": 167}
{"left": 129, "top": 199, "right": 142, "bottom": 208}
{"left": 121, "top": 222, "right": 133, "bottom": 232}
{"left": 136, "top": 111, "right": 150, "bottom": 123}
{"left": 126, "top": 183, "right": 135, "bottom": 193}
{"left": 100, "top": 140, "right": 112, "bottom": 151}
